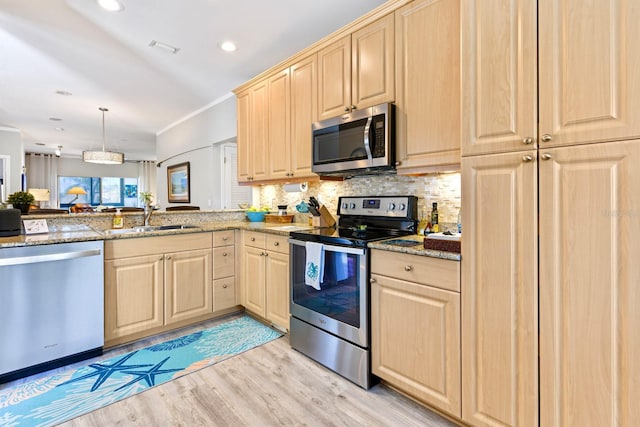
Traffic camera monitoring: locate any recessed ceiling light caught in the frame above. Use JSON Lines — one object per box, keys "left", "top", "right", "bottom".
{"left": 49, "top": 117, "right": 63, "bottom": 121}
{"left": 149, "top": 40, "right": 180, "bottom": 54}
{"left": 97, "top": 0, "right": 124, "bottom": 12}
{"left": 55, "top": 90, "right": 72, "bottom": 96}
{"left": 55, "top": 127, "right": 64, "bottom": 131}
{"left": 219, "top": 41, "right": 237, "bottom": 52}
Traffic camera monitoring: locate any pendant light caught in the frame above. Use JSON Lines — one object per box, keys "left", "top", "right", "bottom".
{"left": 82, "top": 107, "right": 124, "bottom": 164}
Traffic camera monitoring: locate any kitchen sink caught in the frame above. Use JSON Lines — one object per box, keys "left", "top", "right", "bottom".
{"left": 101, "top": 224, "right": 201, "bottom": 235}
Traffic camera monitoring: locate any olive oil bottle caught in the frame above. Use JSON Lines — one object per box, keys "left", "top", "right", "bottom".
{"left": 430, "top": 202, "right": 439, "bottom": 233}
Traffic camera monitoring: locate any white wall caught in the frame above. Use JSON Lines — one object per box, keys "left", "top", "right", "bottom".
{"left": 57, "top": 157, "right": 139, "bottom": 178}
{"left": 155, "top": 95, "right": 237, "bottom": 209}
{"left": 0, "top": 127, "right": 24, "bottom": 198}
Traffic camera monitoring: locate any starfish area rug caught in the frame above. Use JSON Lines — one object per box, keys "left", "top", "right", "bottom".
{"left": 0, "top": 316, "right": 282, "bottom": 426}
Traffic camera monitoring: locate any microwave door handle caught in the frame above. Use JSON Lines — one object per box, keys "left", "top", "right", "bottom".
{"left": 363, "top": 116, "right": 373, "bottom": 166}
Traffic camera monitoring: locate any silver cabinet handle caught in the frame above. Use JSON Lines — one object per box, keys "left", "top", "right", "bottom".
{"left": 522, "top": 137, "right": 534, "bottom": 145}
{"left": 541, "top": 134, "right": 552, "bottom": 142}
{"left": 159, "top": 257, "right": 163, "bottom": 261}
{"left": 350, "top": 105, "right": 356, "bottom": 111}
{"left": 222, "top": 284, "right": 228, "bottom": 289}
{"left": 404, "top": 265, "right": 413, "bottom": 272}
{"left": 250, "top": 237, "right": 255, "bottom": 241}
{"left": 344, "top": 106, "right": 350, "bottom": 112}
{"left": 0, "top": 248, "right": 101, "bottom": 267}
{"left": 522, "top": 155, "right": 533, "bottom": 162}
{"left": 166, "top": 255, "right": 172, "bottom": 260}
{"left": 274, "top": 241, "right": 279, "bottom": 246}
{"left": 222, "top": 236, "right": 228, "bottom": 241}
{"left": 541, "top": 153, "right": 553, "bottom": 160}
{"left": 370, "top": 278, "right": 377, "bottom": 284}
{"left": 264, "top": 252, "right": 269, "bottom": 257}
{"left": 222, "top": 252, "right": 228, "bottom": 257}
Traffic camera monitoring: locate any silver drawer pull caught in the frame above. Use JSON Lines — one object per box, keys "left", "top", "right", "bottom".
{"left": 404, "top": 265, "right": 413, "bottom": 272}
{"left": 274, "top": 242, "right": 279, "bottom": 246}
{"left": 222, "top": 252, "right": 228, "bottom": 257}
{"left": 250, "top": 237, "right": 255, "bottom": 241}
{"left": 222, "top": 284, "right": 228, "bottom": 289}
{"left": 370, "top": 278, "right": 377, "bottom": 284}
{"left": 222, "top": 237, "right": 228, "bottom": 241}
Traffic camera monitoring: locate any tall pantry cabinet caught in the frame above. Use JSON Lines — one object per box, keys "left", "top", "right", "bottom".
{"left": 461, "top": 1, "right": 640, "bottom": 426}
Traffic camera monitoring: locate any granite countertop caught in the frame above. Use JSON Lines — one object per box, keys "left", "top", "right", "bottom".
{"left": 368, "top": 234, "right": 461, "bottom": 261}
{"left": 0, "top": 221, "right": 316, "bottom": 248}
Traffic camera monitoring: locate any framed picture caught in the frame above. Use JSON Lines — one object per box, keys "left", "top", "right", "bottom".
{"left": 167, "top": 162, "right": 190, "bottom": 203}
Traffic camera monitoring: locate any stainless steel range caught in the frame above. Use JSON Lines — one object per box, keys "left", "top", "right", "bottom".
{"left": 288, "top": 195, "right": 418, "bottom": 389}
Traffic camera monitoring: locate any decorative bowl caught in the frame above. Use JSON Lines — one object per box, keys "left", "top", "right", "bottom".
{"left": 246, "top": 211, "right": 268, "bottom": 222}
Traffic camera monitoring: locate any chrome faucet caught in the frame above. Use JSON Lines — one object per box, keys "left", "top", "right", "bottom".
{"left": 143, "top": 204, "right": 153, "bottom": 226}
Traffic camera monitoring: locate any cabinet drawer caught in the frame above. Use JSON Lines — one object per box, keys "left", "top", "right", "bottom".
{"left": 214, "top": 277, "right": 236, "bottom": 311}
{"left": 266, "top": 234, "right": 289, "bottom": 254}
{"left": 244, "top": 231, "right": 266, "bottom": 248}
{"left": 213, "top": 230, "right": 235, "bottom": 247}
{"left": 371, "top": 250, "right": 460, "bottom": 292}
{"left": 213, "top": 246, "right": 235, "bottom": 279}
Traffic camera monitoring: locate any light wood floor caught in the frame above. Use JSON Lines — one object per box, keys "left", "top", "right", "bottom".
{"left": 5, "top": 314, "right": 459, "bottom": 426}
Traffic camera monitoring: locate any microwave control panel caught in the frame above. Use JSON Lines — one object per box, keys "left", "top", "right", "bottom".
{"left": 338, "top": 196, "right": 417, "bottom": 218}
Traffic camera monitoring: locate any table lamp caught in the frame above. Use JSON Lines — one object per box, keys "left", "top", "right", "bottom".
{"left": 27, "top": 188, "right": 50, "bottom": 208}
{"left": 66, "top": 186, "right": 87, "bottom": 204}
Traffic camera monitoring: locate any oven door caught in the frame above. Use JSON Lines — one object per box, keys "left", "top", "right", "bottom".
{"left": 289, "top": 238, "right": 368, "bottom": 347}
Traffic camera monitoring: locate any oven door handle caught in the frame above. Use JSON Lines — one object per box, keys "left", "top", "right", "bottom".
{"left": 289, "top": 239, "right": 366, "bottom": 256}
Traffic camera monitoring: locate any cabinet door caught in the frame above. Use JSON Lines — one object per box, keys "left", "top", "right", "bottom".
{"left": 267, "top": 69, "right": 291, "bottom": 180}
{"left": 539, "top": 140, "right": 640, "bottom": 426}
{"left": 351, "top": 13, "right": 395, "bottom": 110}
{"left": 265, "top": 250, "right": 290, "bottom": 331}
{"left": 290, "top": 55, "right": 317, "bottom": 178}
{"left": 460, "top": 0, "right": 537, "bottom": 156}
{"left": 371, "top": 274, "right": 461, "bottom": 416}
{"left": 538, "top": 0, "right": 640, "bottom": 148}
{"left": 250, "top": 79, "right": 269, "bottom": 181}
{"left": 236, "top": 90, "right": 251, "bottom": 183}
{"left": 104, "top": 254, "right": 164, "bottom": 342}
{"left": 317, "top": 35, "right": 351, "bottom": 120}
{"left": 243, "top": 246, "right": 266, "bottom": 317}
{"left": 461, "top": 151, "right": 538, "bottom": 427}
{"left": 395, "top": 0, "right": 461, "bottom": 173}
{"left": 164, "top": 248, "right": 212, "bottom": 325}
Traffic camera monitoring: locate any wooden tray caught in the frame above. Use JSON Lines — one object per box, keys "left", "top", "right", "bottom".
{"left": 265, "top": 214, "right": 294, "bottom": 223}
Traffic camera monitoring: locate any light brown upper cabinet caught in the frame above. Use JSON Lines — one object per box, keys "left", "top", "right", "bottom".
{"left": 238, "top": 56, "right": 318, "bottom": 184}
{"left": 289, "top": 55, "right": 318, "bottom": 179}
{"left": 237, "top": 80, "right": 269, "bottom": 183}
{"left": 394, "top": 0, "right": 461, "bottom": 174}
{"left": 317, "top": 13, "right": 395, "bottom": 121}
{"left": 462, "top": 0, "right": 640, "bottom": 156}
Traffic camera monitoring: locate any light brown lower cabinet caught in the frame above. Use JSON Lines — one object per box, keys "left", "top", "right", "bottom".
{"left": 212, "top": 230, "right": 237, "bottom": 312}
{"left": 371, "top": 249, "right": 461, "bottom": 417}
{"left": 104, "top": 233, "right": 214, "bottom": 347}
{"left": 241, "top": 231, "right": 290, "bottom": 331}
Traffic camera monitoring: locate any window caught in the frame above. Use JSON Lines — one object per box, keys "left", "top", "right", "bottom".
{"left": 59, "top": 176, "right": 139, "bottom": 208}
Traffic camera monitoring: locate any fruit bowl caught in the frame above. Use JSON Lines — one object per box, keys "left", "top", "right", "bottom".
{"left": 246, "top": 211, "right": 268, "bottom": 222}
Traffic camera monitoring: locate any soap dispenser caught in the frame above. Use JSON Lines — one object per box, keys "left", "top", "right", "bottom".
{"left": 112, "top": 208, "right": 124, "bottom": 229}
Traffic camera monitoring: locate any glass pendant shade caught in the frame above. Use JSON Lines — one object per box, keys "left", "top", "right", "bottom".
{"left": 83, "top": 107, "right": 124, "bottom": 165}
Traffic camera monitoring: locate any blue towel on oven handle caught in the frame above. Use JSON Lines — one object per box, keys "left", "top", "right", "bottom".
{"left": 305, "top": 241, "right": 324, "bottom": 290}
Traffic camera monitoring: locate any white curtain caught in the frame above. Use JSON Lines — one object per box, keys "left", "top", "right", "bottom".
{"left": 25, "top": 153, "right": 59, "bottom": 207}
{"left": 138, "top": 160, "right": 157, "bottom": 203}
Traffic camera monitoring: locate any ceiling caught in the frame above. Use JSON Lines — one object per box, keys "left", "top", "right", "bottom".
{"left": 0, "top": 0, "right": 388, "bottom": 161}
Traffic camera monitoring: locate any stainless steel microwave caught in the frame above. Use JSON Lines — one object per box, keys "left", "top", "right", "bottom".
{"left": 311, "top": 103, "right": 395, "bottom": 176}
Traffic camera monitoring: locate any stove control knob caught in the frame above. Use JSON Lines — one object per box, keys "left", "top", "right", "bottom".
{"left": 341, "top": 203, "right": 348, "bottom": 210}
{"left": 349, "top": 203, "right": 356, "bottom": 209}
{"left": 388, "top": 203, "right": 396, "bottom": 210}
{"left": 399, "top": 203, "right": 406, "bottom": 211}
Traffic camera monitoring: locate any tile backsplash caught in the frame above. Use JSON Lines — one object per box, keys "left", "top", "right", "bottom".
{"left": 259, "top": 172, "right": 461, "bottom": 230}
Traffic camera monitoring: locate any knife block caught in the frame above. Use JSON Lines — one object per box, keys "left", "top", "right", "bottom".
{"left": 311, "top": 205, "right": 336, "bottom": 228}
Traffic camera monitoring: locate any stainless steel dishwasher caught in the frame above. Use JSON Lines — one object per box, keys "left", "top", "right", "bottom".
{"left": 0, "top": 240, "right": 104, "bottom": 383}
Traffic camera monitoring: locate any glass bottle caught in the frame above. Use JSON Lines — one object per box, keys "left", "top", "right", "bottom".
{"left": 430, "top": 202, "right": 439, "bottom": 233}
{"left": 457, "top": 209, "right": 462, "bottom": 233}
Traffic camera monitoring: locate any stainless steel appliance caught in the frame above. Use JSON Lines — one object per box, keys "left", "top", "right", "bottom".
{"left": 289, "top": 195, "right": 417, "bottom": 388}
{"left": 0, "top": 240, "right": 104, "bottom": 383}
{"left": 311, "top": 103, "right": 395, "bottom": 176}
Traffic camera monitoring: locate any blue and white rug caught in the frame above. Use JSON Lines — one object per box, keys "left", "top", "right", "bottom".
{"left": 0, "top": 316, "right": 282, "bottom": 426}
